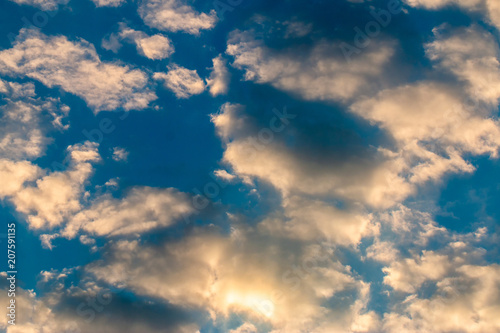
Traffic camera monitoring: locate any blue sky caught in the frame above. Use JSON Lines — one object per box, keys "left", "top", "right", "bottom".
{"left": 0, "top": 0, "right": 500, "bottom": 332}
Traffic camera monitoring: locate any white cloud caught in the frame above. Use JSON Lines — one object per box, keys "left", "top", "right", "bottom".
{"left": 40, "top": 233, "right": 60, "bottom": 250}
{"left": 404, "top": 0, "right": 481, "bottom": 9}
{"left": 0, "top": 79, "right": 70, "bottom": 161}
{"left": 87, "top": 228, "right": 378, "bottom": 332}
{"left": 211, "top": 103, "right": 414, "bottom": 208}
{"left": 91, "top": 0, "right": 125, "bottom": 7}
{"left": 138, "top": 0, "right": 218, "bottom": 34}
{"left": 0, "top": 159, "right": 41, "bottom": 198}
{"left": 154, "top": 64, "right": 205, "bottom": 98}
{"left": 404, "top": 0, "right": 500, "bottom": 30}
{"left": 8, "top": 0, "right": 68, "bottom": 10}
{"left": 0, "top": 29, "right": 157, "bottom": 112}
{"left": 426, "top": 25, "right": 500, "bottom": 104}
{"left": 119, "top": 24, "right": 175, "bottom": 60}
{"left": 383, "top": 250, "right": 452, "bottom": 293}
{"left": 62, "top": 186, "right": 194, "bottom": 238}
{"left": 112, "top": 147, "right": 129, "bottom": 161}
{"left": 214, "top": 169, "right": 237, "bottom": 182}
{"left": 226, "top": 30, "right": 395, "bottom": 103}
{"left": 365, "top": 240, "right": 399, "bottom": 263}
{"left": 206, "top": 55, "right": 230, "bottom": 96}
{"left": 350, "top": 81, "right": 500, "bottom": 201}
{"left": 259, "top": 196, "right": 377, "bottom": 246}
{"left": 383, "top": 263, "right": 500, "bottom": 332}
{"left": 11, "top": 141, "right": 100, "bottom": 229}
{"left": 282, "top": 20, "right": 313, "bottom": 38}
{"left": 0, "top": 272, "right": 199, "bottom": 333}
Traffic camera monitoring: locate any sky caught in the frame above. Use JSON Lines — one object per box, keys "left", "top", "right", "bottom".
{"left": 0, "top": 0, "right": 500, "bottom": 332}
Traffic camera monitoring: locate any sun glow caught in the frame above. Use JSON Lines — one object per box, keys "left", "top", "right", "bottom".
{"left": 225, "top": 291, "right": 275, "bottom": 318}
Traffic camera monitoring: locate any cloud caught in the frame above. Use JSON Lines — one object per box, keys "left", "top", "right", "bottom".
{"left": 62, "top": 186, "right": 194, "bottom": 238}
{"left": 214, "top": 169, "right": 237, "bottom": 182}
{"left": 383, "top": 262, "right": 500, "bottom": 332}
{"left": 206, "top": 55, "right": 230, "bottom": 96}
{"left": 226, "top": 30, "right": 395, "bottom": 103}
{"left": 0, "top": 159, "right": 41, "bottom": 198}
{"left": 0, "top": 29, "right": 157, "bottom": 112}
{"left": 10, "top": 141, "right": 100, "bottom": 229}
{"left": 0, "top": 270, "right": 200, "bottom": 333}
{"left": 87, "top": 227, "right": 378, "bottom": 332}
{"left": 259, "top": 196, "right": 377, "bottom": 246}
{"left": 91, "top": 0, "right": 125, "bottom": 7}
{"left": 112, "top": 147, "right": 129, "bottom": 161}
{"left": 426, "top": 25, "right": 500, "bottom": 104}
{"left": 40, "top": 233, "right": 60, "bottom": 250}
{"left": 211, "top": 103, "right": 414, "bottom": 208}
{"left": 0, "top": 79, "right": 70, "bottom": 161}
{"left": 8, "top": 0, "right": 68, "bottom": 10}
{"left": 229, "top": 323, "right": 258, "bottom": 333}
{"left": 404, "top": 0, "right": 500, "bottom": 30}
{"left": 119, "top": 24, "right": 175, "bottom": 60}
{"left": 350, "top": 80, "right": 500, "bottom": 205}
{"left": 282, "top": 20, "right": 313, "bottom": 38}
{"left": 383, "top": 250, "right": 452, "bottom": 292}
{"left": 138, "top": 0, "right": 218, "bottom": 34}
{"left": 154, "top": 64, "right": 205, "bottom": 98}
{"left": 352, "top": 81, "right": 500, "bottom": 155}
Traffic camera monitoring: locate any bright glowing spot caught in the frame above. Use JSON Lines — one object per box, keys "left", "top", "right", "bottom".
{"left": 225, "top": 291, "right": 275, "bottom": 318}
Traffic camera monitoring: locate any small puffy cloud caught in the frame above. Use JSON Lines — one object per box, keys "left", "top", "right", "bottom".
{"left": 365, "top": 240, "right": 400, "bottom": 263}
{"left": 138, "top": 0, "right": 218, "bottom": 34}
{"left": 154, "top": 64, "right": 205, "bottom": 98}
{"left": 40, "top": 233, "right": 60, "bottom": 250}
{"left": 214, "top": 169, "right": 237, "bottom": 182}
{"left": 8, "top": 0, "right": 68, "bottom": 10}
{"left": 350, "top": 82, "right": 498, "bottom": 149}
{"left": 62, "top": 186, "right": 194, "bottom": 238}
{"left": 119, "top": 24, "right": 175, "bottom": 60}
{"left": 282, "top": 20, "right": 313, "bottom": 38}
{"left": 0, "top": 29, "right": 157, "bottom": 112}
{"left": 101, "top": 32, "right": 122, "bottom": 53}
{"left": 206, "top": 55, "right": 230, "bottom": 96}
{"left": 91, "top": 0, "right": 125, "bottom": 7}
{"left": 112, "top": 147, "right": 129, "bottom": 161}
{"left": 227, "top": 30, "right": 395, "bottom": 103}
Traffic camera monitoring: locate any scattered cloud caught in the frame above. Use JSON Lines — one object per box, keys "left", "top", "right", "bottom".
{"left": 0, "top": 29, "right": 157, "bottom": 112}
{"left": 112, "top": 147, "right": 129, "bottom": 161}
{"left": 118, "top": 24, "right": 175, "bottom": 60}
{"left": 154, "top": 64, "right": 205, "bottom": 98}
{"left": 62, "top": 186, "right": 194, "bottom": 238}
{"left": 206, "top": 55, "right": 230, "bottom": 96}
{"left": 138, "top": 0, "right": 218, "bottom": 34}
{"left": 8, "top": 0, "right": 68, "bottom": 10}
{"left": 227, "top": 30, "right": 395, "bottom": 103}
{"left": 11, "top": 141, "right": 100, "bottom": 229}
{"left": 91, "top": 0, "right": 125, "bottom": 7}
